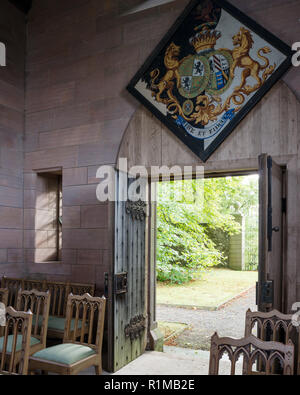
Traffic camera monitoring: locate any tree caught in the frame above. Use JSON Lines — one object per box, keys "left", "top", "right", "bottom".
{"left": 156, "top": 176, "right": 258, "bottom": 284}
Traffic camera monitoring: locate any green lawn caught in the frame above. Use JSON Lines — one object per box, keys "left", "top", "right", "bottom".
{"left": 157, "top": 268, "right": 258, "bottom": 310}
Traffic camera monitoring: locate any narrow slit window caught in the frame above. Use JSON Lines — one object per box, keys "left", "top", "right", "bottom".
{"left": 35, "top": 171, "right": 62, "bottom": 263}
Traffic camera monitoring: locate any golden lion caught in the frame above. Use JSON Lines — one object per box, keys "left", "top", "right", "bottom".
{"left": 230, "top": 27, "right": 276, "bottom": 95}
{"left": 150, "top": 42, "right": 182, "bottom": 105}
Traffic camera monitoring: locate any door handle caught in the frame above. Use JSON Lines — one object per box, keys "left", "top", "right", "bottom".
{"left": 272, "top": 226, "right": 280, "bottom": 233}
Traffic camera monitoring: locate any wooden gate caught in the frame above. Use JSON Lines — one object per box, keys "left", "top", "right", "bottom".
{"left": 113, "top": 171, "right": 147, "bottom": 372}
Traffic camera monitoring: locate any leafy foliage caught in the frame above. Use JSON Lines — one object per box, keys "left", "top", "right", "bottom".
{"left": 156, "top": 176, "right": 258, "bottom": 284}
{"left": 244, "top": 206, "right": 259, "bottom": 271}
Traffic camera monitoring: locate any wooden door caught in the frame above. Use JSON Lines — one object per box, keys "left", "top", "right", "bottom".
{"left": 113, "top": 171, "right": 147, "bottom": 372}
{"left": 258, "top": 154, "right": 285, "bottom": 312}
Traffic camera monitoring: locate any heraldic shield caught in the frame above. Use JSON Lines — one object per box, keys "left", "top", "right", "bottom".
{"left": 127, "top": 0, "right": 292, "bottom": 162}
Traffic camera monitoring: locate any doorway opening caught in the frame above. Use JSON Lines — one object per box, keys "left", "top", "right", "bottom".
{"left": 155, "top": 173, "right": 259, "bottom": 353}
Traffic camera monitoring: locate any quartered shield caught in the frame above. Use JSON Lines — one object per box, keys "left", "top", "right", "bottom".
{"left": 178, "top": 55, "right": 210, "bottom": 99}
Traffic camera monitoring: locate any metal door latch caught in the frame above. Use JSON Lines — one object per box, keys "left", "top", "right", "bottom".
{"left": 257, "top": 280, "right": 274, "bottom": 305}
{"left": 114, "top": 272, "right": 128, "bottom": 295}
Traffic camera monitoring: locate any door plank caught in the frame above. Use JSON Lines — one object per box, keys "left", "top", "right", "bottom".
{"left": 258, "top": 154, "right": 284, "bottom": 312}
{"left": 113, "top": 172, "right": 147, "bottom": 371}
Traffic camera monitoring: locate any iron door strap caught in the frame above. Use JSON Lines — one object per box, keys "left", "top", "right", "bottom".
{"left": 124, "top": 315, "right": 146, "bottom": 341}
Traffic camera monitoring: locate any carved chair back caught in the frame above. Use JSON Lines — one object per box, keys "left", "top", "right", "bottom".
{"left": 16, "top": 289, "right": 50, "bottom": 348}
{"left": 245, "top": 309, "right": 300, "bottom": 374}
{"left": 69, "top": 283, "right": 96, "bottom": 300}
{"left": 1, "top": 277, "right": 95, "bottom": 318}
{"left": 63, "top": 293, "right": 106, "bottom": 354}
{"left": 1, "top": 277, "right": 23, "bottom": 308}
{"left": 209, "top": 333, "right": 294, "bottom": 375}
{"left": 0, "top": 288, "right": 8, "bottom": 306}
{"left": 23, "top": 279, "right": 45, "bottom": 292}
{"left": 46, "top": 281, "right": 96, "bottom": 317}
{"left": 0, "top": 307, "right": 33, "bottom": 375}
{"left": 46, "top": 281, "right": 70, "bottom": 317}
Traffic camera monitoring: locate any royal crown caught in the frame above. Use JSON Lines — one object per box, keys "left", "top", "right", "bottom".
{"left": 189, "top": 26, "right": 221, "bottom": 53}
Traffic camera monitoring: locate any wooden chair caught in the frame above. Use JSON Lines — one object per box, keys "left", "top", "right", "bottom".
{"left": 16, "top": 289, "right": 50, "bottom": 355}
{"left": 209, "top": 332, "right": 294, "bottom": 375}
{"left": 45, "top": 281, "right": 95, "bottom": 340}
{"left": 245, "top": 309, "right": 300, "bottom": 374}
{"left": 0, "top": 277, "right": 23, "bottom": 308}
{"left": 0, "top": 288, "right": 8, "bottom": 306}
{"left": 0, "top": 307, "right": 33, "bottom": 375}
{"left": 1, "top": 277, "right": 95, "bottom": 340}
{"left": 29, "top": 293, "right": 106, "bottom": 375}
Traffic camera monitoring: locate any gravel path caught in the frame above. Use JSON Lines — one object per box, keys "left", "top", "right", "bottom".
{"left": 157, "top": 287, "right": 257, "bottom": 350}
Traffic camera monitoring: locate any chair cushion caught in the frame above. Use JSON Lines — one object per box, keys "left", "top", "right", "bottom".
{"left": 33, "top": 315, "right": 82, "bottom": 332}
{"left": 0, "top": 335, "right": 40, "bottom": 353}
{"left": 32, "top": 343, "right": 96, "bottom": 365}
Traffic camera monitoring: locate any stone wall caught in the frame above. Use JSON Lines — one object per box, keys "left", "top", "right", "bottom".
{"left": 24, "top": 0, "right": 191, "bottom": 292}
{"left": 0, "top": 1, "right": 25, "bottom": 277}
{"left": 23, "top": 0, "right": 300, "bottom": 293}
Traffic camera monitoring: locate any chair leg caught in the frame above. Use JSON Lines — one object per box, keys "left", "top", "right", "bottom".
{"left": 94, "top": 365, "right": 102, "bottom": 375}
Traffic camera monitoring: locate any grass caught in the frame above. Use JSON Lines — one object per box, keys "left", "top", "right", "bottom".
{"left": 157, "top": 268, "right": 258, "bottom": 310}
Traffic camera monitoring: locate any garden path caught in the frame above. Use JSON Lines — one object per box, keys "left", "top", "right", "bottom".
{"left": 157, "top": 287, "right": 256, "bottom": 350}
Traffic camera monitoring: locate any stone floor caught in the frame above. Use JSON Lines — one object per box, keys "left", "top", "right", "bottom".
{"left": 79, "top": 346, "right": 240, "bottom": 375}
{"left": 111, "top": 348, "right": 211, "bottom": 375}
{"left": 68, "top": 288, "right": 256, "bottom": 375}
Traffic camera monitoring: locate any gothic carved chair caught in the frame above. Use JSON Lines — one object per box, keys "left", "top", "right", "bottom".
{"left": 0, "top": 307, "right": 33, "bottom": 375}
{"left": 29, "top": 293, "right": 106, "bottom": 375}
{"left": 16, "top": 289, "right": 50, "bottom": 355}
{"left": 245, "top": 308, "right": 300, "bottom": 375}
{"left": 209, "top": 332, "right": 294, "bottom": 375}
{"left": 0, "top": 288, "right": 8, "bottom": 306}
{"left": 1, "top": 277, "right": 95, "bottom": 340}
{"left": 0, "top": 277, "right": 23, "bottom": 308}
{"left": 45, "top": 281, "right": 95, "bottom": 340}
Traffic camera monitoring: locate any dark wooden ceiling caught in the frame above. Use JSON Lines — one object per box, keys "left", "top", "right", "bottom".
{"left": 8, "top": 0, "right": 32, "bottom": 13}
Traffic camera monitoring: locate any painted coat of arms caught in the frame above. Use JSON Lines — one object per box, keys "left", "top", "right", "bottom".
{"left": 127, "top": 0, "right": 291, "bottom": 162}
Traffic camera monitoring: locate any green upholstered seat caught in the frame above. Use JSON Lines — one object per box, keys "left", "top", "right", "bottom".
{"left": 32, "top": 343, "right": 96, "bottom": 365}
{"left": 0, "top": 335, "right": 40, "bottom": 353}
{"left": 33, "top": 315, "right": 82, "bottom": 332}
